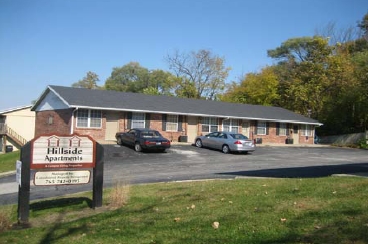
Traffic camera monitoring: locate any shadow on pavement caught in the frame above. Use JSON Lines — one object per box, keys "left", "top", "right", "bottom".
{"left": 218, "top": 163, "right": 368, "bottom": 178}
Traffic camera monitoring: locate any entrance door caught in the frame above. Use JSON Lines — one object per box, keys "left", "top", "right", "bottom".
{"left": 242, "top": 121, "right": 250, "bottom": 138}
{"left": 292, "top": 125, "right": 299, "bottom": 144}
{"left": 105, "top": 113, "right": 120, "bottom": 141}
{"left": 187, "top": 116, "right": 198, "bottom": 144}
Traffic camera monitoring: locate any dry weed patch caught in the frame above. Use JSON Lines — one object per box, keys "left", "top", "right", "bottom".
{"left": 108, "top": 179, "right": 130, "bottom": 209}
{"left": 0, "top": 206, "right": 13, "bottom": 232}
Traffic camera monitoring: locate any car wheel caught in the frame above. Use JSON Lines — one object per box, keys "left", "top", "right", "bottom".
{"left": 222, "top": 145, "right": 230, "bottom": 154}
{"left": 195, "top": 139, "right": 203, "bottom": 148}
{"left": 117, "top": 137, "right": 122, "bottom": 145}
{"left": 134, "top": 142, "right": 142, "bottom": 152}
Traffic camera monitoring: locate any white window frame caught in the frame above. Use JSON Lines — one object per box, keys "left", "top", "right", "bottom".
{"left": 131, "top": 112, "right": 145, "bottom": 128}
{"left": 201, "top": 117, "right": 218, "bottom": 133}
{"left": 166, "top": 115, "right": 178, "bottom": 131}
{"left": 301, "top": 124, "right": 313, "bottom": 136}
{"left": 279, "top": 123, "right": 287, "bottom": 136}
{"left": 257, "top": 121, "right": 267, "bottom": 135}
{"left": 77, "top": 109, "right": 102, "bottom": 128}
{"left": 222, "top": 119, "right": 239, "bottom": 133}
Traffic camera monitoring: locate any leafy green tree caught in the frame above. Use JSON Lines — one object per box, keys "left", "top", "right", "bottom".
{"left": 358, "top": 12, "right": 368, "bottom": 40}
{"left": 351, "top": 50, "right": 368, "bottom": 131}
{"left": 104, "top": 62, "right": 149, "bottom": 92}
{"left": 104, "top": 63, "right": 177, "bottom": 95}
{"left": 268, "top": 36, "right": 333, "bottom": 117}
{"left": 166, "top": 49, "right": 231, "bottom": 100}
{"left": 147, "top": 69, "right": 176, "bottom": 95}
{"left": 173, "top": 77, "right": 197, "bottom": 98}
{"left": 221, "top": 66, "right": 279, "bottom": 106}
{"left": 72, "top": 71, "right": 100, "bottom": 89}
{"left": 317, "top": 51, "right": 360, "bottom": 134}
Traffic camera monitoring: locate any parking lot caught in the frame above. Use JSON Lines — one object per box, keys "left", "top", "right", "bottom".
{"left": 1, "top": 144, "right": 368, "bottom": 205}
{"left": 103, "top": 144, "right": 368, "bottom": 185}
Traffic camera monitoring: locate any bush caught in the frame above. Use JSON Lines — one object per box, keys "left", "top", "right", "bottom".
{"left": 358, "top": 139, "right": 368, "bottom": 149}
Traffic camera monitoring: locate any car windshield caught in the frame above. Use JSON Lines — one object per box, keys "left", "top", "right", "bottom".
{"left": 141, "top": 131, "right": 161, "bottom": 138}
{"left": 230, "top": 134, "right": 248, "bottom": 140}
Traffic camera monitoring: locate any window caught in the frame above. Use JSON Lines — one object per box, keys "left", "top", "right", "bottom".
{"left": 132, "top": 112, "right": 145, "bottom": 128}
{"left": 77, "top": 109, "right": 102, "bottom": 128}
{"left": 222, "top": 119, "right": 239, "bottom": 133}
{"left": 166, "top": 115, "right": 178, "bottom": 131}
{"left": 257, "top": 121, "right": 267, "bottom": 135}
{"left": 301, "top": 124, "right": 313, "bottom": 136}
{"left": 201, "top": 117, "right": 218, "bottom": 133}
{"left": 279, "top": 123, "right": 287, "bottom": 136}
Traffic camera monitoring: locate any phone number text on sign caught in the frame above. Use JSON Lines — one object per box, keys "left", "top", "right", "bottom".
{"left": 34, "top": 170, "right": 91, "bottom": 186}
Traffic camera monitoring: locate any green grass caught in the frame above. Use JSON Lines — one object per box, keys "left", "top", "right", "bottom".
{"left": 1, "top": 177, "right": 368, "bottom": 243}
{"left": 0, "top": 151, "right": 19, "bottom": 173}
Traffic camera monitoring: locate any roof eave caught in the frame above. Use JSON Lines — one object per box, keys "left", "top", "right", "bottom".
{"left": 68, "top": 105, "right": 323, "bottom": 126}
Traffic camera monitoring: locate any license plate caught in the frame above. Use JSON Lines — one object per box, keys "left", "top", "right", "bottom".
{"left": 156, "top": 142, "right": 161, "bottom": 145}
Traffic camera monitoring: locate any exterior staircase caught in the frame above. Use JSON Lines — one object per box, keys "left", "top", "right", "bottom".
{"left": 0, "top": 123, "right": 28, "bottom": 147}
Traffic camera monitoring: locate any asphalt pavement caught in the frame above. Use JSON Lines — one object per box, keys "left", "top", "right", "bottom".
{"left": 1, "top": 143, "right": 368, "bottom": 205}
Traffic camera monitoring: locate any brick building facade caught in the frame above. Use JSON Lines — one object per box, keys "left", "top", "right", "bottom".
{"left": 32, "top": 86, "right": 321, "bottom": 145}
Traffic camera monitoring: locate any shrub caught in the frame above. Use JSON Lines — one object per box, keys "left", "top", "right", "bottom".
{"left": 358, "top": 139, "right": 368, "bottom": 149}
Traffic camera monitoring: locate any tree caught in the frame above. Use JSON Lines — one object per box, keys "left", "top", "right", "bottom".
{"left": 166, "top": 49, "right": 231, "bottom": 100}
{"left": 146, "top": 69, "right": 176, "bottom": 96}
{"left": 104, "top": 63, "right": 177, "bottom": 95}
{"left": 221, "top": 66, "right": 279, "bottom": 106}
{"left": 72, "top": 71, "right": 100, "bottom": 89}
{"left": 267, "top": 36, "right": 332, "bottom": 64}
{"left": 314, "top": 21, "right": 359, "bottom": 45}
{"left": 267, "top": 36, "right": 333, "bottom": 117}
{"left": 104, "top": 62, "right": 149, "bottom": 92}
{"left": 358, "top": 12, "right": 368, "bottom": 40}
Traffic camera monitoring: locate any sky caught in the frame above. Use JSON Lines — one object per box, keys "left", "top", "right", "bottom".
{"left": 0, "top": 0, "right": 367, "bottom": 111}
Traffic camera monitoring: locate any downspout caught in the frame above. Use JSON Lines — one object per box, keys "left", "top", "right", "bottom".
{"left": 71, "top": 107, "right": 79, "bottom": 134}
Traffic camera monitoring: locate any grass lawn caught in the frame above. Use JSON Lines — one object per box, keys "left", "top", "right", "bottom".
{"left": 0, "top": 151, "right": 19, "bottom": 173}
{"left": 1, "top": 176, "right": 368, "bottom": 243}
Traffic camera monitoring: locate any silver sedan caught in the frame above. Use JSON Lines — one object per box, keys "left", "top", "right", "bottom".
{"left": 195, "top": 131, "right": 256, "bottom": 154}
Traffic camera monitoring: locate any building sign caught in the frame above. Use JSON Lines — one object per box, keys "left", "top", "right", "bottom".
{"left": 34, "top": 170, "right": 91, "bottom": 186}
{"left": 31, "top": 134, "right": 96, "bottom": 169}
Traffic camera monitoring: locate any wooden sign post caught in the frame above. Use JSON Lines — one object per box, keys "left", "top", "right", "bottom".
{"left": 18, "top": 134, "right": 104, "bottom": 224}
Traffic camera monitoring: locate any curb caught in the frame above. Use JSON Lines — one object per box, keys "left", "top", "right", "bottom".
{"left": 0, "top": 171, "right": 16, "bottom": 177}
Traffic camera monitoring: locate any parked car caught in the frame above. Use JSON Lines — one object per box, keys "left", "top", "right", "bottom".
{"left": 195, "top": 131, "right": 255, "bottom": 154}
{"left": 116, "top": 128, "right": 171, "bottom": 152}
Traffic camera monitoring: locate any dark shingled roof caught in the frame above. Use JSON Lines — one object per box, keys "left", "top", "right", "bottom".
{"left": 34, "top": 85, "right": 321, "bottom": 125}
